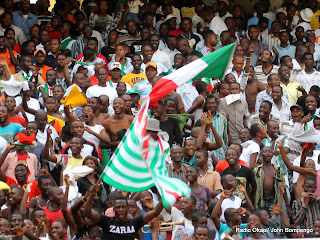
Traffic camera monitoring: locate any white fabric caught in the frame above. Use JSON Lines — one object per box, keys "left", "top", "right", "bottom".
{"left": 162, "top": 48, "right": 181, "bottom": 68}
{"left": 152, "top": 50, "right": 172, "bottom": 70}
{"left": 240, "top": 140, "right": 260, "bottom": 166}
{"left": 86, "top": 85, "right": 118, "bottom": 104}
{"left": 294, "top": 69, "right": 320, "bottom": 92}
{"left": 292, "top": 155, "right": 320, "bottom": 183}
{"left": 176, "top": 82, "right": 199, "bottom": 111}
{"left": 0, "top": 136, "right": 7, "bottom": 155}
{"left": 170, "top": 207, "right": 194, "bottom": 240}
{"left": 15, "top": 96, "right": 40, "bottom": 122}
{"left": 215, "top": 193, "right": 242, "bottom": 220}
{"left": 288, "top": 122, "right": 320, "bottom": 143}
{"left": 0, "top": 76, "right": 29, "bottom": 96}
{"left": 83, "top": 123, "right": 104, "bottom": 147}
{"left": 106, "top": 81, "right": 131, "bottom": 91}
{"left": 209, "top": 16, "right": 228, "bottom": 36}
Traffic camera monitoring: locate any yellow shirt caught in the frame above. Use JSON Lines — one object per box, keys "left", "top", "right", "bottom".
{"left": 121, "top": 72, "right": 147, "bottom": 87}
{"left": 181, "top": 7, "right": 195, "bottom": 18}
{"left": 311, "top": 10, "right": 320, "bottom": 30}
{"left": 280, "top": 81, "right": 303, "bottom": 105}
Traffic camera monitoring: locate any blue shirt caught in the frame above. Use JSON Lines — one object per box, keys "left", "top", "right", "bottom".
{"left": 12, "top": 11, "right": 38, "bottom": 40}
{"left": 276, "top": 45, "right": 296, "bottom": 65}
{"left": 0, "top": 123, "right": 24, "bottom": 143}
{"left": 218, "top": 223, "right": 247, "bottom": 239}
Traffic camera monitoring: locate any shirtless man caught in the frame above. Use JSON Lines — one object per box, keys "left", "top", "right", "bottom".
{"left": 103, "top": 97, "right": 134, "bottom": 151}
{"left": 245, "top": 66, "right": 265, "bottom": 113}
{"left": 88, "top": 97, "right": 109, "bottom": 125}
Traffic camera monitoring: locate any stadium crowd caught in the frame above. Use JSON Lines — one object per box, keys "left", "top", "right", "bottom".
{"left": 2, "top": 0, "right": 320, "bottom": 239}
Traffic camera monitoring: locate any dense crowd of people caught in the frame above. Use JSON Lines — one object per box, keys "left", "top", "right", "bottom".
{"left": 2, "top": 0, "right": 320, "bottom": 239}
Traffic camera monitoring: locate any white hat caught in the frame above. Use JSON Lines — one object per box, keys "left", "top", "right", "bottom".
{"left": 165, "top": 14, "right": 176, "bottom": 21}
{"left": 300, "top": 8, "right": 313, "bottom": 22}
{"left": 146, "top": 118, "right": 162, "bottom": 132}
{"left": 110, "top": 62, "right": 122, "bottom": 71}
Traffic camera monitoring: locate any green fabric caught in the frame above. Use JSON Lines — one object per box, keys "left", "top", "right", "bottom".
{"left": 182, "top": 155, "right": 197, "bottom": 167}
{"left": 166, "top": 113, "right": 191, "bottom": 131}
{"left": 100, "top": 149, "right": 110, "bottom": 169}
{"left": 193, "top": 42, "right": 236, "bottom": 81}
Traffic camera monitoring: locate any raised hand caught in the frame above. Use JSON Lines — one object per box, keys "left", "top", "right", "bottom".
{"left": 64, "top": 174, "right": 71, "bottom": 186}
{"left": 11, "top": 227, "right": 26, "bottom": 238}
{"left": 7, "top": 142, "right": 15, "bottom": 151}
{"left": 232, "top": 207, "right": 246, "bottom": 215}
{"left": 221, "top": 190, "right": 233, "bottom": 199}
{"left": 237, "top": 184, "right": 246, "bottom": 193}
{"left": 269, "top": 204, "right": 281, "bottom": 215}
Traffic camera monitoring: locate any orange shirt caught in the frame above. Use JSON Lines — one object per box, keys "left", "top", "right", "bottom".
{"left": 0, "top": 50, "right": 17, "bottom": 74}
{"left": 37, "top": 65, "right": 52, "bottom": 82}
{"left": 215, "top": 159, "right": 249, "bottom": 173}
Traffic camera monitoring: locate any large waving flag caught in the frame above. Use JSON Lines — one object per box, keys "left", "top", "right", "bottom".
{"left": 149, "top": 43, "right": 236, "bottom": 105}
{"left": 101, "top": 98, "right": 190, "bottom": 208}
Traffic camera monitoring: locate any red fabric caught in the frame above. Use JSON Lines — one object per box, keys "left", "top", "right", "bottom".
{"left": 89, "top": 75, "right": 111, "bottom": 87}
{"left": 8, "top": 116, "right": 26, "bottom": 127}
{"left": 76, "top": 53, "right": 110, "bottom": 74}
{"left": 169, "top": 29, "right": 182, "bottom": 36}
{"left": 215, "top": 159, "right": 249, "bottom": 173}
{"left": 49, "top": 31, "right": 63, "bottom": 39}
{"left": 6, "top": 177, "right": 41, "bottom": 207}
{"left": 150, "top": 77, "right": 178, "bottom": 105}
{"left": 17, "top": 154, "right": 27, "bottom": 162}
{"left": 17, "top": 132, "right": 36, "bottom": 145}
{"left": 14, "top": 44, "right": 21, "bottom": 54}
{"left": 42, "top": 206, "right": 66, "bottom": 226}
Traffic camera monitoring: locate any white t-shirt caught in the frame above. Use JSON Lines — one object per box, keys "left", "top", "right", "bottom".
{"left": 176, "top": 82, "right": 199, "bottom": 111}
{"left": 86, "top": 85, "right": 118, "bottom": 104}
{"left": 170, "top": 207, "right": 194, "bottom": 240}
{"left": 240, "top": 140, "right": 260, "bottom": 166}
{"left": 15, "top": 96, "right": 40, "bottom": 122}
{"left": 215, "top": 193, "right": 242, "bottom": 220}
{"left": 83, "top": 123, "right": 104, "bottom": 148}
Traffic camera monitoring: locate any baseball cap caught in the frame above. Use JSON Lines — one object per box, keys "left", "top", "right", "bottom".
{"left": 165, "top": 14, "right": 177, "bottom": 21}
{"left": 127, "top": 89, "right": 140, "bottom": 95}
{"left": 146, "top": 62, "right": 157, "bottom": 70}
{"left": 110, "top": 62, "right": 122, "bottom": 71}
{"left": 290, "top": 104, "right": 303, "bottom": 112}
{"left": 34, "top": 49, "right": 46, "bottom": 57}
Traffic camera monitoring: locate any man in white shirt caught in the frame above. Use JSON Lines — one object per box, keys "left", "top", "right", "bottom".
{"left": 162, "top": 35, "right": 181, "bottom": 68}
{"left": 86, "top": 67, "right": 118, "bottom": 104}
{"left": 202, "top": 6, "right": 227, "bottom": 36}
{"left": 295, "top": 52, "right": 320, "bottom": 92}
{"left": 150, "top": 34, "right": 172, "bottom": 70}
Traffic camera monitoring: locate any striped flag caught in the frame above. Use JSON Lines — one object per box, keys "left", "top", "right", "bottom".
{"left": 149, "top": 43, "right": 236, "bottom": 105}
{"left": 101, "top": 98, "right": 190, "bottom": 207}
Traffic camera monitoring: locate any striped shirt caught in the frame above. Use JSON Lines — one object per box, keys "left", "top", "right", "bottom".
{"left": 254, "top": 65, "right": 280, "bottom": 86}
{"left": 293, "top": 198, "right": 320, "bottom": 229}
{"left": 209, "top": 111, "right": 228, "bottom": 162}
{"left": 167, "top": 163, "right": 189, "bottom": 183}
{"left": 200, "top": 45, "right": 214, "bottom": 56}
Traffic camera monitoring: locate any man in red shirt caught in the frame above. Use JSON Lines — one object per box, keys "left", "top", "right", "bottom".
{"left": 5, "top": 96, "right": 26, "bottom": 127}
{"left": 76, "top": 37, "right": 109, "bottom": 73}
{"left": 215, "top": 143, "right": 249, "bottom": 173}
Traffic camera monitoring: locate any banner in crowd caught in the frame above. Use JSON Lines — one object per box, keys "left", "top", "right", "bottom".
{"left": 101, "top": 98, "right": 190, "bottom": 208}
{"left": 149, "top": 42, "right": 236, "bottom": 105}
